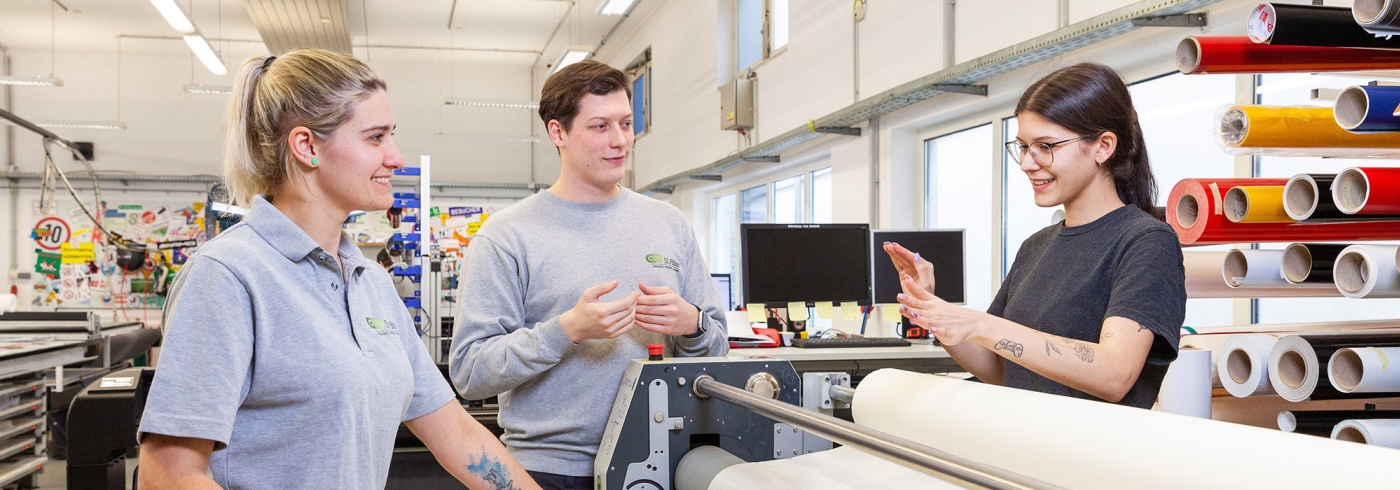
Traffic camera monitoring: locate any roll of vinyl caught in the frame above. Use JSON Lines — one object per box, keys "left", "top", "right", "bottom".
{"left": 706, "top": 446, "right": 963, "bottom": 489}
{"left": 1334, "top": 86, "right": 1400, "bottom": 133}
{"left": 1223, "top": 186, "right": 1293, "bottom": 223}
{"left": 1281, "top": 243, "right": 1348, "bottom": 285}
{"left": 1169, "top": 178, "right": 1400, "bottom": 245}
{"left": 852, "top": 369, "right": 1400, "bottom": 489}
{"left": 1282, "top": 173, "right": 1400, "bottom": 222}
{"left": 1333, "top": 244, "right": 1400, "bottom": 299}
{"left": 1333, "top": 419, "right": 1400, "bottom": 449}
{"left": 1177, "top": 36, "right": 1400, "bottom": 75}
{"left": 1333, "top": 167, "right": 1400, "bottom": 215}
{"left": 1354, "top": 0, "right": 1400, "bottom": 36}
{"left": 1330, "top": 347, "right": 1400, "bottom": 394}
{"left": 1280, "top": 410, "right": 1400, "bottom": 436}
{"left": 1248, "top": 3, "right": 1400, "bottom": 49}
{"left": 1219, "top": 106, "right": 1400, "bottom": 154}
{"left": 1185, "top": 250, "right": 1339, "bottom": 298}
{"left": 676, "top": 446, "right": 746, "bottom": 490}
{"left": 1157, "top": 348, "right": 1212, "bottom": 418}
{"left": 1269, "top": 333, "right": 1400, "bottom": 402}
{"left": 1221, "top": 249, "right": 1342, "bottom": 297}
{"left": 1219, "top": 334, "right": 1281, "bottom": 398}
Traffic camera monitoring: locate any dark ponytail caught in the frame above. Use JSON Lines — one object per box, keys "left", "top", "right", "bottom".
{"left": 1014, "top": 63, "right": 1160, "bottom": 219}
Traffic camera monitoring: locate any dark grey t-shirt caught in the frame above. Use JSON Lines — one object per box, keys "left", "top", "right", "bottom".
{"left": 989, "top": 205, "right": 1185, "bottom": 409}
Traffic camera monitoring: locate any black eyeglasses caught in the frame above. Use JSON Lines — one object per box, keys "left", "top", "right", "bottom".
{"left": 1004, "top": 134, "right": 1096, "bottom": 167}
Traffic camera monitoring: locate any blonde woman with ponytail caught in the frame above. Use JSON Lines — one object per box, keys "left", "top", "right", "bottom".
{"left": 137, "top": 49, "right": 537, "bottom": 490}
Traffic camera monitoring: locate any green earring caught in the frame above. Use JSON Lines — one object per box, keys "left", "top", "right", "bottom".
{"left": 311, "top": 158, "right": 318, "bottom": 166}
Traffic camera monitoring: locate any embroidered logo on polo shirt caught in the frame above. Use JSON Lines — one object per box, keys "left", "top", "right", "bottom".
{"left": 365, "top": 316, "right": 399, "bottom": 335}
{"left": 645, "top": 253, "right": 680, "bottom": 272}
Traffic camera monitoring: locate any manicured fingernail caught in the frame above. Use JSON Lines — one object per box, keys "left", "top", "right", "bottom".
{"left": 912, "top": 312, "right": 920, "bottom": 319}
{"left": 915, "top": 253, "right": 922, "bottom": 263}
{"left": 897, "top": 293, "right": 906, "bottom": 301}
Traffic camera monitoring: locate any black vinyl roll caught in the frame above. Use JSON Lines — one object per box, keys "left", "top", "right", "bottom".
{"left": 1300, "top": 174, "right": 1400, "bottom": 223}
{"left": 1282, "top": 410, "right": 1400, "bottom": 437}
{"left": 1302, "top": 334, "right": 1400, "bottom": 400}
{"left": 1252, "top": 3, "right": 1400, "bottom": 49}
{"left": 1294, "top": 244, "right": 1349, "bottom": 284}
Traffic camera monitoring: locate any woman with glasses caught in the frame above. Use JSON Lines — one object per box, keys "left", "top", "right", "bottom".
{"left": 886, "top": 63, "right": 1185, "bottom": 408}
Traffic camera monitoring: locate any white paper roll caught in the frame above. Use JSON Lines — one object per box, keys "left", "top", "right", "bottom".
{"left": 1333, "top": 244, "right": 1400, "bottom": 299}
{"left": 1269, "top": 335, "right": 1324, "bottom": 402}
{"left": 1157, "top": 348, "right": 1212, "bottom": 418}
{"left": 1330, "top": 347, "right": 1400, "bottom": 394}
{"left": 1333, "top": 419, "right": 1400, "bottom": 449}
{"left": 1185, "top": 251, "right": 1338, "bottom": 298}
{"left": 1219, "top": 334, "right": 1281, "bottom": 398}
{"left": 707, "top": 446, "right": 964, "bottom": 489}
{"left": 852, "top": 369, "right": 1400, "bottom": 489}
{"left": 1178, "top": 334, "right": 1229, "bottom": 388}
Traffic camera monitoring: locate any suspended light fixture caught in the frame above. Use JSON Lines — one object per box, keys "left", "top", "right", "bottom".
{"left": 34, "top": 121, "right": 128, "bottom": 130}
{"left": 551, "top": 45, "right": 594, "bottom": 75}
{"left": 183, "top": 83, "right": 232, "bottom": 95}
{"left": 596, "top": 0, "right": 639, "bottom": 16}
{"left": 148, "top": 0, "right": 226, "bottom": 75}
{"left": 444, "top": 98, "right": 539, "bottom": 109}
{"left": 0, "top": 76, "right": 64, "bottom": 87}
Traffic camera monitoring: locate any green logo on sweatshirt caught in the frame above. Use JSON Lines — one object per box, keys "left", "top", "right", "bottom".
{"left": 365, "top": 316, "right": 398, "bottom": 335}
{"left": 646, "top": 253, "right": 680, "bottom": 272}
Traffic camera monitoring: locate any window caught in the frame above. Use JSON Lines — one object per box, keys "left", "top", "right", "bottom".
{"left": 736, "top": 0, "right": 787, "bottom": 70}
{"left": 925, "top": 124, "right": 994, "bottom": 310}
{"left": 627, "top": 51, "right": 651, "bottom": 136}
{"left": 772, "top": 175, "right": 803, "bottom": 223}
{"left": 740, "top": 184, "right": 768, "bottom": 223}
{"left": 810, "top": 167, "right": 832, "bottom": 223}
{"left": 1253, "top": 73, "right": 1400, "bottom": 323}
{"left": 712, "top": 194, "right": 737, "bottom": 274}
{"left": 1002, "top": 72, "right": 1236, "bottom": 328}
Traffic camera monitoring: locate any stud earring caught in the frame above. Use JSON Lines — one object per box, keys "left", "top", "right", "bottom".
{"left": 311, "top": 158, "right": 318, "bottom": 166}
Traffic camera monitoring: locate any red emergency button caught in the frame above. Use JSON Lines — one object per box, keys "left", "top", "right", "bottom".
{"left": 647, "top": 344, "right": 664, "bottom": 361}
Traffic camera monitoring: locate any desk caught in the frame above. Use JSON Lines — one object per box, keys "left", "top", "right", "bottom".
{"left": 729, "top": 343, "right": 962, "bottom": 377}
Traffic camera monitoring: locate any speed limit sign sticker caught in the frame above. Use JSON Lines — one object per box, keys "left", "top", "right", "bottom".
{"left": 33, "top": 217, "right": 70, "bottom": 251}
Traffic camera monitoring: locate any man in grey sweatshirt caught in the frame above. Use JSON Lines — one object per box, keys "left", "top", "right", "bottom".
{"left": 448, "top": 60, "right": 729, "bottom": 489}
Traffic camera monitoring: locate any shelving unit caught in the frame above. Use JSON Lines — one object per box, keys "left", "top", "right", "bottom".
{"left": 388, "top": 155, "right": 449, "bottom": 361}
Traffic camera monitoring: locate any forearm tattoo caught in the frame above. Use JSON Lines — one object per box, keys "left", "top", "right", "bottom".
{"left": 1073, "top": 342, "right": 1095, "bottom": 363}
{"left": 1044, "top": 338, "right": 1062, "bottom": 356}
{"left": 1042, "top": 335, "right": 1095, "bottom": 363}
{"left": 994, "top": 339, "right": 1024, "bottom": 358}
{"left": 467, "top": 454, "right": 520, "bottom": 490}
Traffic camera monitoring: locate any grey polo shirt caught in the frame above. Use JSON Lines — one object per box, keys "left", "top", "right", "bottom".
{"left": 139, "top": 195, "right": 456, "bottom": 489}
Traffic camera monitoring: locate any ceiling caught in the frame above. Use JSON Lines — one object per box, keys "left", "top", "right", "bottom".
{"left": 0, "top": 0, "right": 639, "bottom": 184}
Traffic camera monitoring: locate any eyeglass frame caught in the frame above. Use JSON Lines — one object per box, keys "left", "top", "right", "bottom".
{"left": 1004, "top": 133, "right": 1102, "bottom": 167}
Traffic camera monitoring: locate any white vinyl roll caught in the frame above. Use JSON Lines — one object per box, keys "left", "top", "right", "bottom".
{"left": 1333, "top": 419, "right": 1400, "bottom": 449}
{"left": 852, "top": 369, "right": 1400, "bottom": 489}
{"left": 1219, "top": 334, "right": 1280, "bottom": 398}
{"left": 1185, "top": 251, "right": 1338, "bottom": 298}
{"left": 1221, "top": 249, "right": 1341, "bottom": 296}
{"left": 1270, "top": 334, "right": 1325, "bottom": 402}
{"left": 1330, "top": 347, "right": 1400, "bottom": 394}
{"left": 1156, "top": 348, "right": 1212, "bottom": 418}
{"left": 1333, "top": 244, "right": 1400, "bottom": 299}
{"left": 1177, "top": 334, "right": 1229, "bottom": 388}
{"left": 707, "top": 446, "right": 965, "bottom": 489}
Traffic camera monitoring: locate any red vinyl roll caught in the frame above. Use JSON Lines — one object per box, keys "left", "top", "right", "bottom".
{"left": 1333, "top": 167, "right": 1400, "bottom": 215}
{"left": 1176, "top": 36, "right": 1400, "bottom": 75}
{"left": 1169, "top": 178, "right": 1400, "bottom": 245}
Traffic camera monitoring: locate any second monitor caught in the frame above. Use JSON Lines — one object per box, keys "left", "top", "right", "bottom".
{"left": 872, "top": 229, "right": 966, "bottom": 305}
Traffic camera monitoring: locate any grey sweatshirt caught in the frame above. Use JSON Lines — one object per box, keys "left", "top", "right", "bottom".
{"left": 449, "top": 188, "right": 729, "bottom": 476}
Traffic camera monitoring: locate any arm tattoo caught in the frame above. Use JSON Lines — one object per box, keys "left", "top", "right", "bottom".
{"left": 1044, "top": 338, "right": 1062, "bottom": 356}
{"left": 994, "top": 339, "right": 1024, "bottom": 358}
{"left": 1137, "top": 324, "right": 1149, "bottom": 333}
{"left": 467, "top": 453, "right": 521, "bottom": 490}
{"left": 1073, "top": 343, "right": 1095, "bottom": 363}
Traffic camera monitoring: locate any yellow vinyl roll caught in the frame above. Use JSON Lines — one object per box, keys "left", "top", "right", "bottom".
{"left": 1219, "top": 105, "right": 1400, "bottom": 151}
{"left": 1224, "top": 186, "right": 1295, "bottom": 223}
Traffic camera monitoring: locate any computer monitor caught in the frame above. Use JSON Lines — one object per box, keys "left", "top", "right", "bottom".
{"left": 711, "top": 273, "right": 733, "bottom": 311}
{"left": 872, "top": 229, "right": 966, "bottom": 305}
{"left": 741, "top": 223, "right": 872, "bottom": 307}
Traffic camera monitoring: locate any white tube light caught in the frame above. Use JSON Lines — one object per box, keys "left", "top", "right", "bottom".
{"left": 184, "top": 34, "right": 228, "bottom": 76}
{"left": 184, "top": 83, "right": 232, "bottom": 95}
{"left": 35, "top": 121, "right": 128, "bottom": 130}
{"left": 550, "top": 46, "right": 594, "bottom": 75}
{"left": 444, "top": 98, "right": 539, "bottom": 109}
{"left": 0, "top": 75, "right": 64, "bottom": 87}
{"left": 596, "top": 0, "right": 639, "bottom": 16}
{"left": 149, "top": 0, "right": 195, "bottom": 33}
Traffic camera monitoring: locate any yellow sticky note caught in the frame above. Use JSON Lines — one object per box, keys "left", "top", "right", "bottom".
{"left": 814, "top": 301, "right": 834, "bottom": 319}
{"left": 746, "top": 304, "right": 766, "bottom": 323}
{"left": 787, "top": 302, "right": 809, "bottom": 321}
{"left": 881, "top": 304, "right": 902, "bottom": 323}
{"left": 841, "top": 301, "right": 859, "bottom": 320}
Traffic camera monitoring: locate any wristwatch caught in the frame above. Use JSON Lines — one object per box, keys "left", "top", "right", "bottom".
{"left": 683, "top": 304, "right": 705, "bottom": 338}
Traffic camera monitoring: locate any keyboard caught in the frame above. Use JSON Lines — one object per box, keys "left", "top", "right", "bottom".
{"left": 791, "top": 337, "right": 912, "bottom": 348}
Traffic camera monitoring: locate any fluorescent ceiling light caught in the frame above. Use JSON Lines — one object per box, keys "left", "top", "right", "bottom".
{"left": 184, "top": 83, "right": 232, "bottom": 95}
{"left": 550, "top": 45, "right": 594, "bottom": 75}
{"left": 149, "top": 0, "right": 195, "bottom": 33}
{"left": 444, "top": 98, "right": 539, "bottom": 109}
{"left": 184, "top": 35, "right": 227, "bottom": 76}
{"left": 596, "top": 0, "right": 639, "bottom": 16}
{"left": 0, "top": 75, "right": 64, "bottom": 87}
{"left": 35, "top": 120, "right": 128, "bottom": 130}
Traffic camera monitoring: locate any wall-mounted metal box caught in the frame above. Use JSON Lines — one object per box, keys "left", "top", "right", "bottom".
{"left": 720, "top": 77, "right": 754, "bottom": 131}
